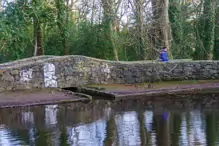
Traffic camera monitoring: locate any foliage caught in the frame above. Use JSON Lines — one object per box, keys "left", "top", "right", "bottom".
{"left": 0, "top": 0, "right": 218, "bottom": 62}
{"left": 169, "top": 0, "right": 194, "bottom": 59}
{"left": 0, "top": 1, "right": 31, "bottom": 61}
{"left": 213, "top": 4, "right": 219, "bottom": 59}
{"left": 194, "top": 0, "right": 217, "bottom": 60}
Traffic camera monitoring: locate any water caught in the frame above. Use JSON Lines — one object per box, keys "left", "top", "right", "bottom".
{"left": 0, "top": 101, "right": 219, "bottom": 146}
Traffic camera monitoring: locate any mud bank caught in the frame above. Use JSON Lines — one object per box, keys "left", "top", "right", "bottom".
{"left": 69, "top": 81, "right": 219, "bottom": 100}
{"left": 0, "top": 80, "right": 219, "bottom": 108}
{"left": 0, "top": 88, "right": 90, "bottom": 108}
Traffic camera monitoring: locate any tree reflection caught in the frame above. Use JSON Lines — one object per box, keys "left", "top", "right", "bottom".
{"left": 138, "top": 110, "right": 146, "bottom": 146}
{"left": 2, "top": 103, "right": 219, "bottom": 146}
{"left": 170, "top": 113, "right": 181, "bottom": 146}
{"left": 104, "top": 114, "right": 117, "bottom": 146}
{"left": 59, "top": 127, "right": 70, "bottom": 146}
{"left": 205, "top": 112, "right": 217, "bottom": 146}
{"left": 35, "top": 129, "right": 50, "bottom": 146}
{"left": 152, "top": 111, "right": 170, "bottom": 146}
{"left": 7, "top": 129, "right": 30, "bottom": 145}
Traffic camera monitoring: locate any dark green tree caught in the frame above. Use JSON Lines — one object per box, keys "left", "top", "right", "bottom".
{"left": 194, "top": 0, "right": 216, "bottom": 60}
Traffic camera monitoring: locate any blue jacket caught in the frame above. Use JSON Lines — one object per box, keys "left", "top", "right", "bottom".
{"left": 160, "top": 51, "right": 169, "bottom": 62}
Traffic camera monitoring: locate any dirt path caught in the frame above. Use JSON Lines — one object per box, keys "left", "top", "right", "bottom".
{"left": 0, "top": 80, "right": 218, "bottom": 108}
{"left": 85, "top": 80, "right": 219, "bottom": 100}
{"left": 0, "top": 88, "right": 89, "bottom": 108}
{"left": 110, "top": 83, "right": 219, "bottom": 95}
{"left": 88, "top": 80, "right": 219, "bottom": 93}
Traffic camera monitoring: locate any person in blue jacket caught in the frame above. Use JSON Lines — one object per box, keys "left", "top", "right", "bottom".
{"left": 159, "top": 47, "right": 169, "bottom": 62}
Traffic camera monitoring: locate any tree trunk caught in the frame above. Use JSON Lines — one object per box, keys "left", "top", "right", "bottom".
{"left": 33, "top": 17, "right": 44, "bottom": 56}
{"left": 104, "top": 115, "right": 117, "bottom": 146}
{"left": 203, "top": 0, "right": 216, "bottom": 60}
{"left": 213, "top": 5, "right": 219, "bottom": 59}
{"left": 91, "top": 0, "right": 96, "bottom": 25}
{"left": 138, "top": 111, "right": 146, "bottom": 145}
{"left": 65, "top": 0, "right": 70, "bottom": 55}
{"left": 160, "top": 0, "right": 172, "bottom": 59}
{"left": 169, "top": 0, "right": 186, "bottom": 58}
{"left": 101, "top": 0, "right": 119, "bottom": 61}
{"left": 151, "top": 0, "right": 172, "bottom": 59}
{"left": 151, "top": 0, "right": 161, "bottom": 49}
{"left": 0, "top": 0, "right": 2, "bottom": 12}
{"left": 110, "top": 25, "right": 119, "bottom": 61}
{"left": 135, "top": 0, "right": 145, "bottom": 60}
{"left": 194, "top": 0, "right": 205, "bottom": 60}
{"left": 56, "top": 0, "right": 67, "bottom": 55}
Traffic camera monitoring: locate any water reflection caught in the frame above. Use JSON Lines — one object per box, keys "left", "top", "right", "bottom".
{"left": 0, "top": 103, "right": 218, "bottom": 145}
{"left": 0, "top": 126, "right": 23, "bottom": 146}
{"left": 45, "top": 105, "right": 58, "bottom": 126}
{"left": 188, "top": 111, "right": 206, "bottom": 146}
{"left": 68, "top": 119, "right": 106, "bottom": 146}
{"left": 115, "top": 112, "right": 141, "bottom": 146}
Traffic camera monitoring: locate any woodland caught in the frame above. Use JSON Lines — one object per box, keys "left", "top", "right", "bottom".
{"left": 0, "top": 0, "right": 218, "bottom": 62}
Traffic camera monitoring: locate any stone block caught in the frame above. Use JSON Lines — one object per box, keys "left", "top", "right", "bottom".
{"left": 2, "top": 72, "right": 14, "bottom": 82}
{"left": 11, "top": 70, "right": 19, "bottom": 75}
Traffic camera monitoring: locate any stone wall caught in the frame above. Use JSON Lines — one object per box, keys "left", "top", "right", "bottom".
{"left": 0, "top": 55, "right": 219, "bottom": 90}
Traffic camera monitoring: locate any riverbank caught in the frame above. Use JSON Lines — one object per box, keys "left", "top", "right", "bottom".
{"left": 0, "top": 80, "right": 218, "bottom": 108}
{"left": 0, "top": 88, "right": 90, "bottom": 108}
{"left": 77, "top": 80, "right": 219, "bottom": 100}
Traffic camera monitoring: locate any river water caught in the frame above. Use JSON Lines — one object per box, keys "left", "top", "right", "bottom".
{"left": 0, "top": 100, "right": 219, "bottom": 146}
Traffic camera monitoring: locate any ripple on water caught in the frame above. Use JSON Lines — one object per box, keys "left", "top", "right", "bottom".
{"left": 0, "top": 126, "right": 24, "bottom": 146}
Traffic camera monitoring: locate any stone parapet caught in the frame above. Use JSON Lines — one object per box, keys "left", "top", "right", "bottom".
{"left": 0, "top": 55, "right": 219, "bottom": 91}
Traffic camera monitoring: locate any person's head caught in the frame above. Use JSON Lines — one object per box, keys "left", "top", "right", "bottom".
{"left": 163, "top": 47, "right": 167, "bottom": 52}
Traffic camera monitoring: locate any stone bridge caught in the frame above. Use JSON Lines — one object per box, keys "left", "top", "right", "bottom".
{"left": 0, "top": 55, "right": 219, "bottom": 91}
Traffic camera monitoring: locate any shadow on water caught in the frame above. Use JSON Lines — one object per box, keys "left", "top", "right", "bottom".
{"left": 0, "top": 99, "right": 219, "bottom": 146}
